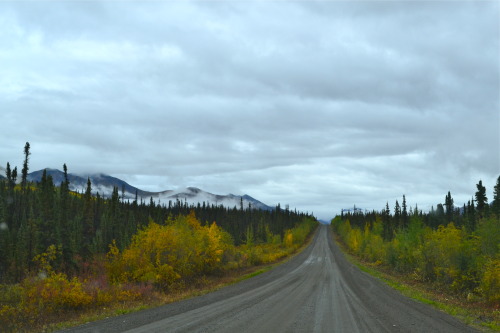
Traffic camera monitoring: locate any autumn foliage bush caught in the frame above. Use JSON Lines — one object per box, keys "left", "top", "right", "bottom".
{"left": 107, "top": 212, "right": 234, "bottom": 289}
{"left": 0, "top": 213, "right": 317, "bottom": 331}
{"left": 107, "top": 213, "right": 317, "bottom": 289}
{"left": 332, "top": 215, "right": 499, "bottom": 305}
{"left": 0, "top": 247, "right": 153, "bottom": 331}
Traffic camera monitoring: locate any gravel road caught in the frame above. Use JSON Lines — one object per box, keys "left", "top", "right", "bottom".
{"left": 62, "top": 224, "right": 476, "bottom": 333}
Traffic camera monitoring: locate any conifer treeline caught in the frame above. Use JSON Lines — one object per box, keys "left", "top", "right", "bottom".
{"left": 340, "top": 177, "right": 500, "bottom": 240}
{"left": 0, "top": 143, "right": 311, "bottom": 283}
{"left": 333, "top": 177, "right": 500, "bottom": 304}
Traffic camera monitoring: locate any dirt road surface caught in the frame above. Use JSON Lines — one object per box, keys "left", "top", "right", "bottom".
{"left": 62, "top": 225, "right": 476, "bottom": 333}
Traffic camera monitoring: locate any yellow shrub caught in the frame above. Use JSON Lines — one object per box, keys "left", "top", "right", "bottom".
{"left": 33, "top": 244, "right": 60, "bottom": 276}
{"left": 21, "top": 273, "right": 92, "bottom": 314}
{"left": 347, "top": 228, "right": 362, "bottom": 253}
{"left": 361, "top": 233, "right": 386, "bottom": 262}
{"left": 284, "top": 231, "right": 294, "bottom": 248}
{"left": 107, "top": 213, "right": 234, "bottom": 289}
{"left": 282, "top": 217, "right": 317, "bottom": 251}
{"left": 480, "top": 258, "right": 500, "bottom": 305}
{"left": 421, "top": 223, "right": 463, "bottom": 283}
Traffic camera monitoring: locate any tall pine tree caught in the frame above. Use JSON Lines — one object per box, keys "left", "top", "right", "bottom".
{"left": 445, "top": 191, "right": 454, "bottom": 223}
{"left": 394, "top": 200, "right": 401, "bottom": 229}
{"left": 21, "top": 142, "right": 30, "bottom": 191}
{"left": 466, "top": 198, "right": 476, "bottom": 232}
{"left": 382, "top": 202, "right": 393, "bottom": 241}
{"left": 402, "top": 195, "right": 408, "bottom": 229}
{"left": 475, "top": 180, "right": 488, "bottom": 219}
{"left": 82, "top": 178, "right": 94, "bottom": 258}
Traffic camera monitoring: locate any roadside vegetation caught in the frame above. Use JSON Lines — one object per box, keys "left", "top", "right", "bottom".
{"left": 331, "top": 177, "right": 500, "bottom": 330}
{"left": 0, "top": 143, "right": 318, "bottom": 332}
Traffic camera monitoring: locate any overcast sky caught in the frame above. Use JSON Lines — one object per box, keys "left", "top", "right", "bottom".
{"left": 1, "top": 1, "right": 499, "bottom": 220}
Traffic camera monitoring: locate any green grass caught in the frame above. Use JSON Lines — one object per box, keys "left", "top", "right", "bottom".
{"left": 232, "top": 267, "right": 272, "bottom": 283}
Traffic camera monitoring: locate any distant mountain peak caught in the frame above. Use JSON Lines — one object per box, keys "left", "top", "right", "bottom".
{"left": 24, "top": 168, "right": 273, "bottom": 211}
{"left": 186, "top": 187, "right": 202, "bottom": 193}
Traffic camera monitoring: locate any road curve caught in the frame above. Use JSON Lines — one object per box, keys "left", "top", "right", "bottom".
{"left": 62, "top": 225, "right": 476, "bottom": 333}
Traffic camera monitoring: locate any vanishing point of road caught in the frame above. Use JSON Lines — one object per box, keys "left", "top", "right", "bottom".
{"left": 63, "top": 225, "right": 476, "bottom": 333}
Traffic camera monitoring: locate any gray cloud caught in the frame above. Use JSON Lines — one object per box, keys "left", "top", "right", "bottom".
{"left": 1, "top": 1, "right": 498, "bottom": 220}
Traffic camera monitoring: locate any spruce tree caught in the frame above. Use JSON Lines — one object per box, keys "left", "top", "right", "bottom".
{"left": 382, "top": 202, "right": 392, "bottom": 241}
{"left": 82, "top": 178, "right": 94, "bottom": 257}
{"left": 445, "top": 191, "right": 454, "bottom": 223}
{"left": 59, "top": 164, "right": 72, "bottom": 271}
{"left": 11, "top": 167, "right": 17, "bottom": 185}
{"left": 63, "top": 164, "right": 69, "bottom": 188}
{"left": 402, "top": 195, "right": 408, "bottom": 229}
{"left": 38, "top": 169, "right": 59, "bottom": 252}
{"left": 436, "top": 204, "right": 445, "bottom": 226}
{"left": 394, "top": 200, "right": 401, "bottom": 229}
{"left": 5, "top": 162, "right": 11, "bottom": 183}
{"left": 21, "top": 142, "right": 30, "bottom": 190}
{"left": 467, "top": 198, "right": 476, "bottom": 232}
{"left": 475, "top": 180, "right": 488, "bottom": 219}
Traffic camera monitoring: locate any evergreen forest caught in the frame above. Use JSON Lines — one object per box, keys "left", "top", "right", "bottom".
{"left": 332, "top": 177, "right": 500, "bottom": 306}
{"left": 0, "top": 143, "right": 318, "bottom": 331}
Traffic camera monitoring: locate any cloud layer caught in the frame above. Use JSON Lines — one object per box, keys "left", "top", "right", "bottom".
{"left": 1, "top": 1, "right": 498, "bottom": 220}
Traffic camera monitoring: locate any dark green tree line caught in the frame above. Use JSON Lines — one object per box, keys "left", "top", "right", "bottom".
{"left": 0, "top": 143, "right": 312, "bottom": 283}
{"left": 340, "top": 178, "right": 498, "bottom": 240}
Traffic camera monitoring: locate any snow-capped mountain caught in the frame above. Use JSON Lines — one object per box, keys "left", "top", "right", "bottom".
{"left": 155, "top": 187, "right": 272, "bottom": 211}
{"left": 25, "top": 168, "right": 273, "bottom": 211}
{"left": 27, "top": 168, "right": 151, "bottom": 199}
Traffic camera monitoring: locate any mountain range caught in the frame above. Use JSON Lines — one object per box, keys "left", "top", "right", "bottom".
{"left": 24, "top": 168, "right": 273, "bottom": 211}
